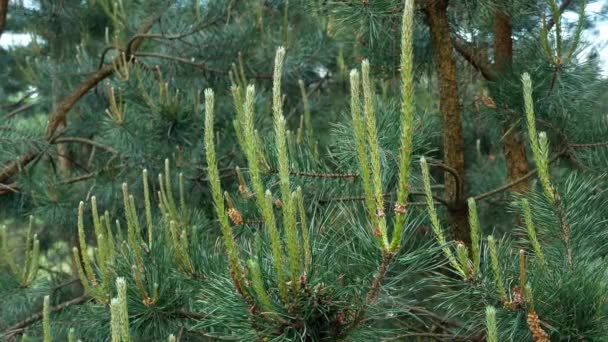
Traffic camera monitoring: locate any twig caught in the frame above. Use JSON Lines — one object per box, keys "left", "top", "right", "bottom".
{"left": 546, "top": 0, "right": 575, "bottom": 31}
{"left": 134, "top": 52, "right": 272, "bottom": 80}
{"left": 451, "top": 37, "right": 497, "bottom": 81}
{"left": 6, "top": 103, "right": 35, "bottom": 118}
{"left": 474, "top": 141, "right": 608, "bottom": 201}
{"left": 429, "top": 162, "right": 463, "bottom": 202}
{"left": 318, "top": 192, "right": 450, "bottom": 208}
{"left": 3, "top": 295, "right": 89, "bottom": 338}
{"left": 267, "top": 168, "right": 358, "bottom": 179}
{"left": 52, "top": 137, "right": 119, "bottom": 155}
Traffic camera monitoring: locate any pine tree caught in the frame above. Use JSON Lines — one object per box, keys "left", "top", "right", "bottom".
{"left": 1, "top": 0, "right": 608, "bottom": 341}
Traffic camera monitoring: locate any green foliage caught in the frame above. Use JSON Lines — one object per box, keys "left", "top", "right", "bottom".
{"left": 1, "top": 0, "right": 608, "bottom": 341}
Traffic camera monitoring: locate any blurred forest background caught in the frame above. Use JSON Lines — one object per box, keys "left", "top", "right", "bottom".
{"left": 1, "top": 0, "right": 608, "bottom": 341}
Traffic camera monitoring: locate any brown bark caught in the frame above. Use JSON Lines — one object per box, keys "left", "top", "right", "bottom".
{"left": 0, "top": 0, "right": 7, "bottom": 39}
{"left": 425, "top": 0, "right": 469, "bottom": 243}
{"left": 0, "top": 11, "right": 161, "bottom": 184}
{"left": 494, "top": 9, "right": 530, "bottom": 193}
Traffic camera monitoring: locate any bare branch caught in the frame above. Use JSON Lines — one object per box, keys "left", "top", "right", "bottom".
{"left": 134, "top": 52, "right": 272, "bottom": 80}
{"left": 52, "top": 137, "right": 119, "bottom": 155}
{"left": 474, "top": 141, "right": 608, "bottom": 201}
{"left": 3, "top": 295, "right": 89, "bottom": 339}
{"left": 451, "top": 37, "right": 497, "bottom": 81}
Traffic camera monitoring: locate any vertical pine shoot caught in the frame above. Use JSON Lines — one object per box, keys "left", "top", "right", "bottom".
{"left": 391, "top": 0, "right": 415, "bottom": 252}
{"left": 295, "top": 187, "right": 311, "bottom": 272}
{"left": 456, "top": 243, "right": 470, "bottom": 279}
{"left": 242, "top": 85, "right": 266, "bottom": 207}
{"left": 240, "top": 84, "right": 289, "bottom": 305}
{"left": 264, "top": 190, "right": 289, "bottom": 305}
{"left": 68, "top": 328, "right": 75, "bottom": 342}
{"left": 361, "top": 60, "right": 388, "bottom": 250}
{"left": 110, "top": 299, "right": 122, "bottom": 342}
{"left": 488, "top": 236, "right": 507, "bottom": 301}
{"left": 91, "top": 196, "right": 103, "bottom": 241}
{"left": 519, "top": 249, "right": 526, "bottom": 301}
{"left": 420, "top": 157, "right": 463, "bottom": 275}
{"left": 522, "top": 73, "right": 554, "bottom": 203}
{"left": 272, "top": 46, "right": 302, "bottom": 289}
{"left": 1, "top": 219, "right": 40, "bottom": 287}
{"left": 43, "top": 295, "right": 51, "bottom": 342}
{"left": 142, "top": 169, "right": 154, "bottom": 248}
{"left": 178, "top": 172, "right": 189, "bottom": 228}
{"left": 73, "top": 247, "right": 103, "bottom": 302}
{"left": 486, "top": 306, "right": 498, "bottom": 342}
{"left": 521, "top": 199, "right": 546, "bottom": 266}
{"left": 468, "top": 198, "right": 481, "bottom": 276}
{"left": 203, "top": 88, "right": 246, "bottom": 291}
{"left": 247, "top": 259, "right": 275, "bottom": 313}
{"left": 77, "top": 201, "right": 96, "bottom": 285}
{"left": 116, "top": 277, "right": 130, "bottom": 342}
{"left": 349, "top": 69, "right": 379, "bottom": 247}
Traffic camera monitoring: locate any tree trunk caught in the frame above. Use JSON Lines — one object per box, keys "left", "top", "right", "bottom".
{"left": 425, "top": 0, "right": 469, "bottom": 243}
{"left": 494, "top": 9, "right": 530, "bottom": 193}
{"left": 0, "top": 0, "right": 8, "bottom": 39}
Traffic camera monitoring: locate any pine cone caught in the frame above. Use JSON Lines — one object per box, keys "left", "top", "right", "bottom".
{"left": 227, "top": 208, "right": 244, "bottom": 225}
{"left": 527, "top": 311, "right": 549, "bottom": 342}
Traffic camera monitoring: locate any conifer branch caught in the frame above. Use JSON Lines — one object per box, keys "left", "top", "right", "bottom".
{"left": 451, "top": 37, "right": 497, "bottom": 81}
{"left": 3, "top": 295, "right": 89, "bottom": 339}
{"left": 267, "top": 168, "right": 358, "bottom": 179}
{"left": 134, "top": 52, "right": 273, "bottom": 79}
{"left": 0, "top": 10, "right": 163, "bottom": 184}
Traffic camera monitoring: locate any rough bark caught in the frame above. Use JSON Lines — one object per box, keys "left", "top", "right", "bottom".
{"left": 494, "top": 9, "right": 530, "bottom": 193}
{"left": 425, "top": 0, "right": 469, "bottom": 243}
{"left": 0, "top": 0, "right": 7, "bottom": 39}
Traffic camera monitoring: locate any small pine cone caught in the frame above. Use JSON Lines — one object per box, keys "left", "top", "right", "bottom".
{"left": 373, "top": 228, "right": 382, "bottom": 237}
{"left": 376, "top": 208, "right": 385, "bottom": 218}
{"left": 274, "top": 198, "right": 283, "bottom": 209}
{"left": 512, "top": 286, "right": 523, "bottom": 307}
{"left": 394, "top": 203, "right": 407, "bottom": 215}
{"left": 228, "top": 208, "right": 244, "bottom": 225}
{"left": 527, "top": 311, "right": 549, "bottom": 342}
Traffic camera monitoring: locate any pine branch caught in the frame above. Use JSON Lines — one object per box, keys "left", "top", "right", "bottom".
{"left": 546, "top": 0, "right": 575, "bottom": 31}
{"left": 6, "top": 103, "right": 36, "bottom": 119}
{"left": 317, "top": 191, "right": 451, "bottom": 207}
{"left": 3, "top": 295, "right": 89, "bottom": 339}
{"left": 267, "top": 168, "right": 358, "bottom": 179}
{"left": 429, "top": 162, "right": 463, "bottom": 203}
{"left": 52, "top": 137, "right": 119, "bottom": 156}
{"left": 474, "top": 141, "right": 608, "bottom": 201}
{"left": 0, "top": 9, "right": 163, "bottom": 185}
{"left": 451, "top": 37, "right": 497, "bottom": 81}
{"left": 452, "top": 0, "right": 574, "bottom": 81}
{"left": 133, "top": 52, "right": 273, "bottom": 80}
